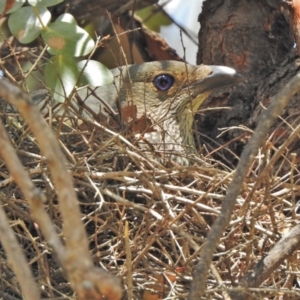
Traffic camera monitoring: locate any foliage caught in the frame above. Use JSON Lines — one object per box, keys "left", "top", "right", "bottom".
{"left": 136, "top": 5, "right": 172, "bottom": 32}
{"left": 1, "top": 0, "right": 113, "bottom": 102}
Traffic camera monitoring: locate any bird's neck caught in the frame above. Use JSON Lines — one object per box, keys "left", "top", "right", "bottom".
{"left": 179, "top": 112, "right": 197, "bottom": 154}
{"left": 142, "top": 110, "right": 197, "bottom": 165}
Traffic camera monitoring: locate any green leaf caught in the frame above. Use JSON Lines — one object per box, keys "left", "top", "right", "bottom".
{"left": 44, "top": 55, "right": 79, "bottom": 103}
{"left": 8, "top": 6, "right": 51, "bottom": 44}
{"left": 136, "top": 6, "right": 172, "bottom": 32}
{"left": 28, "top": 0, "right": 64, "bottom": 7}
{"left": 0, "top": 0, "right": 25, "bottom": 15}
{"left": 0, "top": 2, "right": 5, "bottom": 14}
{"left": 77, "top": 60, "right": 114, "bottom": 87}
{"left": 41, "top": 21, "right": 95, "bottom": 57}
{"left": 56, "top": 13, "right": 77, "bottom": 25}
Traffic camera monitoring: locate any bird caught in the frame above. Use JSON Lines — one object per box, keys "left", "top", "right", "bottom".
{"left": 33, "top": 61, "right": 243, "bottom": 165}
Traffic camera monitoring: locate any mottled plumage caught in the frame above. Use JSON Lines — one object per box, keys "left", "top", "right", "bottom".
{"left": 34, "top": 61, "right": 243, "bottom": 165}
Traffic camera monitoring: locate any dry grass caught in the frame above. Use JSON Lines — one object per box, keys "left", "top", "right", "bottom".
{"left": 0, "top": 45, "right": 300, "bottom": 300}
{"left": 0, "top": 95, "right": 300, "bottom": 299}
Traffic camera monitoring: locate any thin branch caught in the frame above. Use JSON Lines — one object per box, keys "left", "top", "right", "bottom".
{"left": 0, "top": 78, "right": 123, "bottom": 300}
{"left": 230, "top": 224, "right": 300, "bottom": 299}
{"left": 0, "top": 194, "right": 40, "bottom": 300}
{"left": 188, "top": 72, "right": 300, "bottom": 299}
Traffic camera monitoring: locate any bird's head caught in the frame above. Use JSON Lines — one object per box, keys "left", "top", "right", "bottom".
{"left": 107, "top": 61, "right": 244, "bottom": 164}
{"left": 31, "top": 60, "right": 243, "bottom": 165}
{"left": 116, "top": 61, "right": 244, "bottom": 125}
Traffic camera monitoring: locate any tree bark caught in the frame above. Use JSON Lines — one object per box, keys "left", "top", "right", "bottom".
{"left": 196, "top": 0, "right": 295, "bottom": 164}
{"left": 188, "top": 0, "right": 300, "bottom": 297}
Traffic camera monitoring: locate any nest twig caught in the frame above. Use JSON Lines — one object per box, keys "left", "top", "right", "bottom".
{"left": 0, "top": 46, "right": 300, "bottom": 300}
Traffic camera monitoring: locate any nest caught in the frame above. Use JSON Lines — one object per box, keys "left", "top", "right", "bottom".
{"left": 0, "top": 84, "right": 300, "bottom": 300}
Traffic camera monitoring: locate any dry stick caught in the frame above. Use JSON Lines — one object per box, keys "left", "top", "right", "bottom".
{"left": 124, "top": 221, "right": 133, "bottom": 300}
{"left": 0, "top": 194, "right": 40, "bottom": 300}
{"left": 239, "top": 121, "right": 300, "bottom": 216}
{"left": 0, "top": 78, "right": 122, "bottom": 300}
{"left": 187, "top": 73, "right": 300, "bottom": 299}
{"left": 229, "top": 224, "right": 300, "bottom": 300}
{"left": 0, "top": 119, "right": 67, "bottom": 300}
{"left": 0, "top": 126, "right": 66, "bottom": 260}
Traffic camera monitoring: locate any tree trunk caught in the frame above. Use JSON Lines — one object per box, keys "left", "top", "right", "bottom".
{"left": 196, "top": 0, "right": 296, "bottom": 165}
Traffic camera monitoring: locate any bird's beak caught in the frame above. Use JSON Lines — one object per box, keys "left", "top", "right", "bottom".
{"left": 196, "top": 65, "right": 244, "bottom": 92}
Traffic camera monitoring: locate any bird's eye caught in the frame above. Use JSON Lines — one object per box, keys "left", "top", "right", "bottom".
{"left": 153, "top": 74, "right": 174, "bottom": 91}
